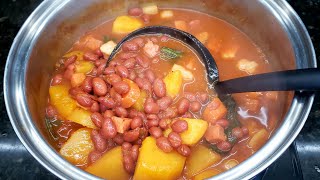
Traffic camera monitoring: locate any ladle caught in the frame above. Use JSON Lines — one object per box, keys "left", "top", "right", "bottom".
{"left": 107, "top": 26, "right": 320, "bottom": 94}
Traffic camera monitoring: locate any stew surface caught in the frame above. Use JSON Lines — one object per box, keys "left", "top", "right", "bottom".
{"left": 45, "top": 4, "right": 287, "bottom": 180}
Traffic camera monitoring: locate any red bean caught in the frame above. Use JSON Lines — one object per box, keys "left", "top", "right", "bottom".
{"left": 115, "top": 106, "right": 128, "bottom": 118}
{"left": 84, "top": 52, "right": 99, "bottom": 61}
{"left": 81, "top": 77, "right": 93, "bottom": 93}
{"left": 182, "top": 112, "right": 193, "bottom": 118}
{"left": 91, "top": 130, "right": 107, "bottom": 152}
{"left": 96, "top": 64, "right": 106, "bottom": 76}
{"left": 135, "top": 77, "right": 152, "bottom": 92}
{"left": 149, "top": 127, "right": 163, "bottom": 138}
{"left": 184, "top": 92, "right": 196, "bottom": 102}
{"left": 141, "top": 14, "right": 150, "bottom": 23}
{"left": 128, "top": 7, "right": 143, "bottom": 16}
{"left": 110, "top": 90, "right": 122, "bottom": 106}
{"left": 69, "top": 87, "right": 84, "bottom": 98}
{"left": 106, "top": 74, "right": 122, "bottom": 85}
{"left": 103, "top": 110, "right": 114, "bottom": 118}
{"left": 76, "top": 94, "right": 93, "bottom": 107}
{"left": 129, "top": 109, "right": 139, "bottom": 118}
{"left": 94, "top": 48, "right": 103, "bottom": 57}
{"left": 113, "top": 81, "right": 130, "bottom": 95}
{"left": 136, "top": 55, "right": 150, "bottom": 68}
{"left": 91, "top": 112, "right": 104, "bottom": 128}
{"left": 64, "top": 55, "right": 77, "bottom": 67}
{"left": 178, "top": 98, "right": 190, "bottom": 114}
{"left": 171, "top": 120, "right": 188, "bottom": 133}
{"left": 88, "top": 151, "right": 102, "bottom": 164}
{"left": 131, "top": 145, "right": 140, "bottom": 162}
{"left": 113, "top": 133, "right": 124, "bottom": 145}
{"left": 156, "top": 137, "right": 173, "bottom": 153}
{"left": 177, "top": 144, "right": 191, "bottom": 157}
{"left": 123, "top": 58, "right": 137, "bottom": 69}
{"left": 232, "top": 127, "right": 244, "bottom": 139}
{"left": 147, "top": 119, "right": 159, "bottom": 128}
{"left": 137, "top": 112, "right": 147, "bottom": 122}
{"left": 168, "top": 132, "right": 182, "bottom": 148}
{"left": 122, "top": 142, "right": 132, "bottom": 151}
{"left": 63, "top": 69, "right": 73, "bottom": 80}
{"left": 90, "top": 67, "right": 98, "bottom": 76}
{"left": 158, "top": 107, "right": 178, "bottom": 119}
{"left": 51, "top": 74, "right": 63, "bottom": 86}
{"left": 131, "top": 117, "right": 143, "bottom": 129}
{"left": 98, "top": 97, "right": 115, "bottom": 109}
{"left": 144, "top": 69, "right": 155, "bottom": 83}
{"left": 115, "top": 65, "right": 129, "bottom": 78}
{"left": 100, "top": 103, "right": 108, "bottom": 113}
{"left": 104, "top": 66, "right": 115, "bottom": 75}
{"left": 95, "top": 59, "right": 107, "bottom": 67}
{"left": 215, "top": 119, "right": 230, "bottom": 129}
{"left": 119, "top": 52, "right": 138, "bottom": 60}
{"left": 45, "top": 105, "right": 57, "bottom": 118}
{"left": 132, "top": 38, "right": 144, "bottom": 47}
{"left": 101, "top": 118, "right": 117, "bottom": 139}
{"left": 217, "top": 141, "right": 232, "bottom": 152}
{"left": 144, "top": 102, "right": 160, "bottom": 114}
{"left": 123, "top": 155, "right": 135, "bottom": 174}
{"left": 153, "top": 78, "right": 166, "bottom": 98}
{"left": 156, "top": 96, "right": 172, "bottom": 111}
{"left": 122, "top": 41, "right": 139, "bottom": 52}
{"left": 242, "top": 126, "right": 249, "bottom": 136}
{"left": 146, "top": 114, "right": 159, "bottom": 121}
{"left": 197, "top": 92, "right": 209, "bottom": 104}
{"left": 128, "top": 70, "right": 137, "bottom": 80}
{"left": 92, "top": 77, "right": 108, "bottom": 96}
{"left": 123, "top": 129, "right": 140, "bottom": 142}
{"left": 90, "top": 101, "right": 100, "bottom": 112}
{"left": 159, "top": 119, "right": 171, "bottom": 129}
{"left": 160, "top": 35, "right": 169, "bottom": 42}
{"left": 150, "top": 37, "right": 158, "bottom": 43}
{"left": 189, "top": 101, "right": 201, "bottom": 112}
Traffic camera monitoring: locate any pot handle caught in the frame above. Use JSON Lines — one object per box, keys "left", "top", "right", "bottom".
{"left": 215, "top": 68, "right": 320, "bottom": 94}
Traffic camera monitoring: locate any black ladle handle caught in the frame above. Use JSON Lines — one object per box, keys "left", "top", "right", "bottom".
{"left": 215, "top": 68, "right": 320, "bottom": 94}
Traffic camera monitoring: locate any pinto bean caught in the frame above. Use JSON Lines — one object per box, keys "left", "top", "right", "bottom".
{"left": 135, "top": 77, "right": 152, "bottom": 92}
{"left": 171, "top": 120, "right": 188, "bottom": 133}
{"left": 168, "top": 132, "right": 182, "bottom": 148}
{"left": 131, "top": 117, "right": 143, "bottom": 129}
{"left": 84, "top": 52, "right": 99, "bottom": 61}
{"left": 106, "top": 74, "right": 122, "bottom": 85}
{"left": 113, "top": 81, "right": 130, "bottom": 95}
{"left": 76, "top": 93, "right": 93, "bottom": 107}
{"left": 91, "top": 130, "right": 107, "bottom": 152}
{"left": 128, "top": 7, "right": 143, "bottom": 16}
{"left": 144, "top": 102, "right": 160, "bottom": 114}
{"left": 90, "top": 101, "right": 100, "bottom": 112}
{"left": 147, "top": 119, "right": 159, "bottom": 128}
{"left": 122, "top": 41, "right": 139, "bottom": 52}
{"left": 177, "top": 98, "right": 190, "bottom": 114}
{"left": 91, "top": 112, "right": 104, "bottom": 128}
{"left": 130, "top": 145, "right": 140, "bottom": 162}
{"left": 149, "top": 127, "right": 163, "bottom": 138}
{"left": 159, "top": 119, "right": 171, "bottom": 129}
{"left": 98, "top": 97, "right": 116, "bottom": 109}
{"left": 156, "top": 137, "right": 173, "bottom": 153}
{"left": 232, "top": 127, "right": 244, "bottom": 139}
{"left": 115, "top": 65, "right": 129, "bottom": 78}
{"left": 113, "top": 133, "right": 124, "bottom": 145}
{"left": 189, "top": 101, "right": 201, "bottom": 112}
{"left": 104, "top": 66, "right": 115, "bottom": 75}
{"left": 153, "top": 78, "right": 166, "bottom": 98}
{"left": 217, "top": 141, "right": 232, "bottom": 152}
{"left": 215, "top": 119, "right": 230, "bottom": 129}
{"left": 64, "top": 55, "right": 77, "bottom": 67}
{"left": 115, "top": 106, "right": 128, "bottom": 118}
{"left": 136, "top": 55, "right": 150, "bottom": 68}
{"left": 123, "top": 58, "right": 137, "bottom": 69}
{"left": 123, "top": 129, "right": 140, "bottom": 142}
{"left": 144, "top": 69, "right": 155, "bottom": 83}
{"left": 156, "top": 96, "right": 172, "bottom": 111}
{"left": 51, "top": 74, "right": 63, "bottom": 86}
{"left": 197, "top": 92, "right": 209, "bottom": 104}
{"left": 177, "top": 144, "right": 191, "bottom": 157}
{"left": 101, "top": 118, "right": 117, "bottom": 139}
{"left": 81, "top": 77, "right": 93, "bottom": 93}
{"left": 45, "top": 105, "right": 57, "bottom": 118}
{"left": 92, "top": 77, "right": 108, "bottom": 96}
{"left": 103, "top": 110, "right": 114, "bottom": 118}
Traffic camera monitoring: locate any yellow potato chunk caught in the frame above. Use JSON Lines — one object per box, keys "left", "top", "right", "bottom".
{"left": 85, "top": 147, "right": 130, "bottom": 180}
{"left": 63, "top": 51, "right": 84, "bottom": 61}
{"left": 60, "top": 128, "right": 94, "bottom": 166}
{"left": 196, "top": 32, "right": 209, "bottom": 44}
{"left": 49, "top": 84, "right": 77, "bottom": 118}
{"left": 132, "top": 90, "right": 148, "bottom": 111}
{"left": 67, "top": 108, "right": 96, "bottom": 129}
{"left": 112, "top": 16, "right": 143, "bottom": 34}
{"left": 75, "top": 61, "right": 94, "bottom": 74}
{"left": 185, "top": 145, "right": 221, "bottom": 178}
{"left": 193, "top": 169, "right": 221, "bottom": 180}
{"left": 133, "top": 137, "right": 186, "bottom": 180}
{"left": 180, "top": 118, "right": 208, "bottom": 146}
{"left": 248, "top": 129, "right": 269, "bottom": 151}
{"left": 163, "top": 70, "right": 183, "bottom": 98}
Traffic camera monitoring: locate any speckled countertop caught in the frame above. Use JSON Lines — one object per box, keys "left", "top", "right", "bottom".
{"left": 0, "top": 0, "right": 319, "bottom": 179}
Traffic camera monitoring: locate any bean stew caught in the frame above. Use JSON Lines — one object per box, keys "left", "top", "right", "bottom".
{"left": 46, "top": 4, "right": 288, "bottom": 180}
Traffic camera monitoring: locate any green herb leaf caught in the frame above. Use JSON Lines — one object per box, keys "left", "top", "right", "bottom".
{"left": 160, "top": 47, "right": 183, "bottom": 60}
{"left": 45, "top": 117, "right": 60, "bottom": 141}
{"left": 103, "top": 35, "right": 110, "bottom": 43}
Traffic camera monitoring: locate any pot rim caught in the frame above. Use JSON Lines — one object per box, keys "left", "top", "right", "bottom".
{"left": 4, "top": 0, "right": 316, "bottom": 180}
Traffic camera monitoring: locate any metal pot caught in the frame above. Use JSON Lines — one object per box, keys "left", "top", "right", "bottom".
{"left": 4, "top": 0, "right": 316, "bottom": 179}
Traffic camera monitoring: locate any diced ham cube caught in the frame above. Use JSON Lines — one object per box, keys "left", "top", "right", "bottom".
{"left": 237, "top": 59, "right": 258, "bottom": 74}
{"left": 203, "top": 98, "right": 227, "bottom": 124}
{"left": 77, "top": 35, "right": 103, "bottom": 50}
{"left": 111, "top": 116, "right": 132, "bottom": 133}
{"left": 204, "top": 124, "right": 227, "bottom": 143}
{"left": 143, "top": 40, "right": 159, "bottom": 58}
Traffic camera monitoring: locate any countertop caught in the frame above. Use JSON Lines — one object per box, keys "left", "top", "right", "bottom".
{"left": 0, "top": 0, "right": 319, "bottom": 179}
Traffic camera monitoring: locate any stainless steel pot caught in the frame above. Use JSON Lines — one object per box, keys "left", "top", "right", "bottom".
{"left": 4, "top": 0, "right": 316, "bottom": 179}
